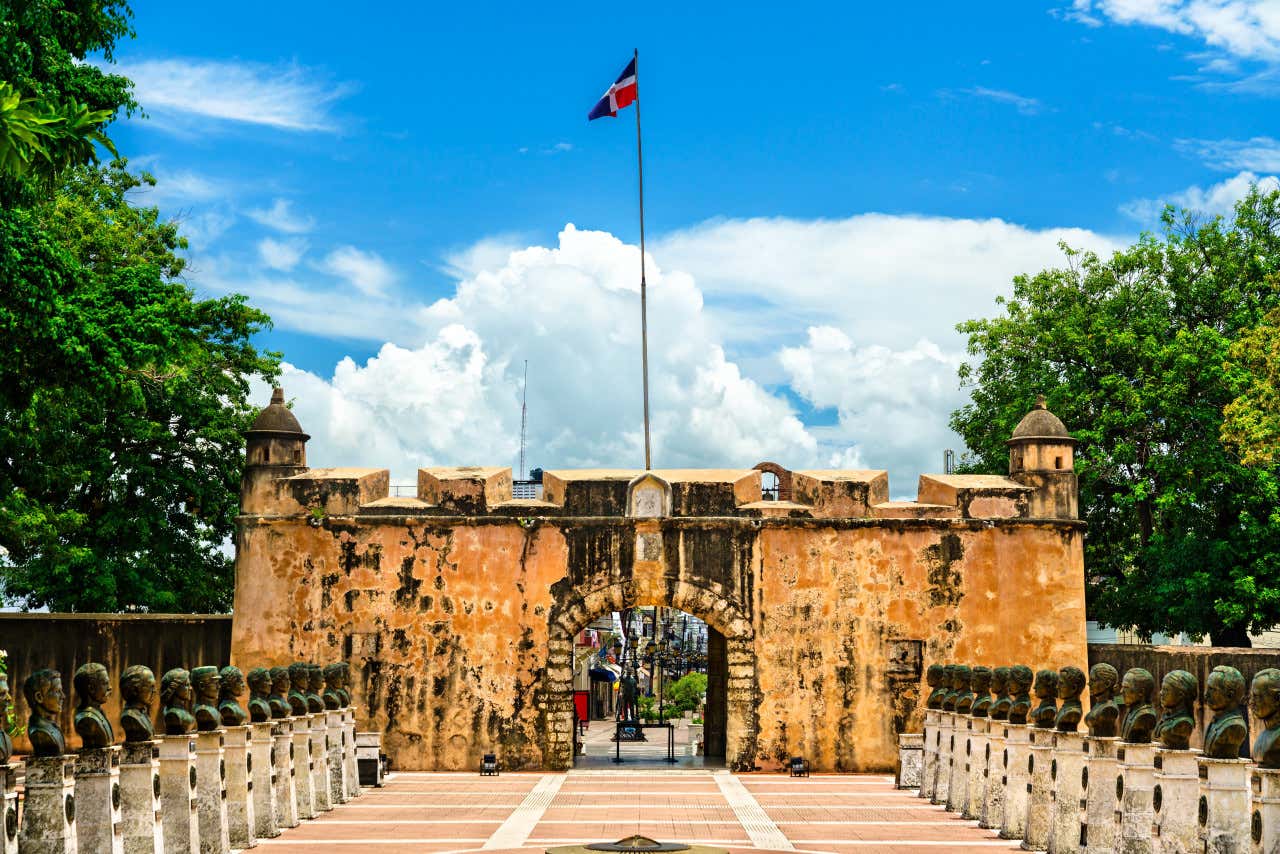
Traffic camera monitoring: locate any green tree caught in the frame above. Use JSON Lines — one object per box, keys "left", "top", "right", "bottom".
{"left": 0, "top": 82, "right": 116, "bottom": 185}
{"left": 951, "top": 189, "right": 1280, "bottom": 647}
{"left": 665, "top": 672, "right": 707, "bottom": 714}
{"left": 1222, "top": 306, "right": 1280, "bottom": 468}
{"left": 0, "top": 160, "right": 279, "bottom": 612}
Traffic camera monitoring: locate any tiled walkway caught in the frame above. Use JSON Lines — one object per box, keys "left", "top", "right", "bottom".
{"left": 256, "top": 768, "right": 1022, "bottom": 854}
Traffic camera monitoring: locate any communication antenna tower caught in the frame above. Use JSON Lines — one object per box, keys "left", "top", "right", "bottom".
{"left": 519, "top": 360, "right": 528, "bottom": 479}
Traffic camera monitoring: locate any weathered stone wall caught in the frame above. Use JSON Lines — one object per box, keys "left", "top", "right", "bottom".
{"left": 0, "top": 613, "right": 232, "bottom": 754}
{"left": 1088, "top": 642, "right": 1280, "bottom": 753}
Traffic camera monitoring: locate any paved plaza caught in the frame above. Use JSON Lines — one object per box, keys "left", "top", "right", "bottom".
{"left": 256, "top": 767, "right": 1022, "bottom": 853}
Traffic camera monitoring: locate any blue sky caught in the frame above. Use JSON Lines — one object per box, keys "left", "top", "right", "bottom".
{"left": 107, "top": 0, "right": 1280, "bottom": 492}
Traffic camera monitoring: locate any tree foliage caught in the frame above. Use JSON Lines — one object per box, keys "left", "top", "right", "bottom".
{"left": 665, "top": 672, "right": 707, "bottom": 714}
{"left": 1222, "top": 306, "right": 1280, "bottom": 468}
{"left": 0, "top": 81, "right": 116, "bottom": 187}
{"left": 951, "top": 189, "right": 1280, "bottom": 647}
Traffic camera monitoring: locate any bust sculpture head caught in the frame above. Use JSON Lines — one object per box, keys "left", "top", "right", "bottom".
{"left": 1031, "top": 668, "right": 1059, "bottom": 728}
{"left": 1155, "top": 669, "right": 1197, "bottom": 750}
{"left": 1085, "top": 663, "right": 1122, "bottom": 737}
{"left": 1251, "top": 668, "right": 1280, "bottom": 769}
{"left": 953, "top": 665, "right": 976, "bottom": 714}
{"left": 323, "top": 663, "right": 344, "bottom": 710}
{"left": 246, "top": 667, "right": 272, "bottom": 723}
{"left": 338, "top": 661, "right": 352, "bottom": 705}
{"left": 305, "top": 663, "right": 325, "bottom": 712}
{"left": 1007, "top": 665, "right": 1033, "bottom": 724}
{"left": 287, "top": 662, "right": 310, "bottom": 715}
{"left": 1203, "top": 665, "right": 1247, "bottom": 759}
{"left": 990, "top": 666, "right": 1012, "bottom": 720}
{"left": 160, "top": 668, "right": 195, "bottom": 735}
{"left": 217, "top": 666, "right": 248, "bottom": 727}
{"left": 268, "top": 666, "right": 291, "bottom": 719}
{"left": 73, "top": 662, "right": 115, "bottom": 748}
{"left": 940, "top": 664, "right": 958, "bottom": 711}
{"left": 925, "top": 664, "right": 947, "bottom": 709}
{"left": 119, "top": 664, "right": 157, "bottom": 743}
{"left": 24, "top": 668, "right": 67, "bottom": 756}
{"left": 1054, "top": 666, "right": 1086, "bottom": 732}
{"left": 971, "top": 666, "right": 993, "bottom": 717}
{"left": 191, "top": 666, "right": 222, "bottom": 731}
{"left": 1120, "top": 667, "right": 1157, "bottom": 744}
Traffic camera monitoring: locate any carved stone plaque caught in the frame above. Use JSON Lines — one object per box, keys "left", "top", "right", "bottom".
{"left": 636, "top": 532, "right": 662, "bottom": 561}
{"left": 632, "top": 485, "right": 664, "bottom": 518}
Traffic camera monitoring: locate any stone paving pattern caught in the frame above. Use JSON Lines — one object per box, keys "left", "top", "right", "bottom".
{"left": 254, "top": 768, "right": 1023, "bottom": 853}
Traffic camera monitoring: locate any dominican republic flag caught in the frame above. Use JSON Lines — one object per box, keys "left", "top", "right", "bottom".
{"left": 587, "top": 57, "right": 637, "bottom": 120}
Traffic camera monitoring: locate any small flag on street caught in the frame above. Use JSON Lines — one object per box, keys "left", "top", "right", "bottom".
{"left": 587, "top": 57, "right": 638, "bottom": 120}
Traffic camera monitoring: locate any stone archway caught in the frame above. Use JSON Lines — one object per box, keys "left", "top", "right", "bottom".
{"left": 543, "top": 579, "right": 758, "bottom": 771}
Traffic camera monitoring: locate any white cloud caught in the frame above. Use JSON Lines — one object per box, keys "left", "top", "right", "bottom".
{"left": 247, "top": 199, "right": 315, "bottom": 234}
{"left": 116, "top": 57, "right": 350, "bottom": 131}
{"left": 961, "top": 86, "right": 1044, "bottom": 115}
{"left": 321, "top": 246, "right": 397, "bottom": 297}
{"left": 1179, "top": 135, "right": 1280, "bottom": 171}
{"left": 257, "top": 237, "right": 307, "bottom": 272}
{"left": 1120, "top": 170, "right": 1280, "bottom": 221}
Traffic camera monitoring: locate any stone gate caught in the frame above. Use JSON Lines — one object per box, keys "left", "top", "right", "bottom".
{"left": 230, "top": 390, "right": 1087, "bottom": 771}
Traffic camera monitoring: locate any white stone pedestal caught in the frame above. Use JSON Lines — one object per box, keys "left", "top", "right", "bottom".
{"left": 158, "top": 735, "right": 199, "bottom": 854}
{"left": 19, "top": 755, "right": 77, "bottom": 854}
{"left": 947, "top": 715, "right": 971, "bottom": 812}
{"left": 356, "top": 731, "right": 384, "bottom": 787}
{"left": 965, "top": 718, "right": 988, "bottom": 820}
{"left": 343, "top": 709, "right": 360, "bottom": 798}
{"left": 1152, "top": 747, "right": 1199, "bottom": 854}
{"left": 1022, "top": 726, "right": 1054, "bottom": 850}
{"left": 897, "top": 733, "right": 923, "bottom": 789}
{"left": 250, "top": 721, "right": 279, "bottom": 839}
{"left": 76, "top": 745, "right": 123, "bottom": 854}
{"left": 1083, "top": 736, "right": 1121, "bottom": 854}
{"left": 271, "top": 719, "right": 299, "bottom": 829}
{"left": 1, "top": 764, "right": 18, "bottom": 854}
{"left": 934, "top": 712, "right": 954, "bottom": 806}
{"left": 1252, "top": 766, "right": 1280, "bottom": 854}
{"left": 291, "top": 716, "right": 315, "bottom": 820}
{"left": 921, "top": 710, "right": 939, "bottom": 800}
{"left": 223, "top": 725, "right": 256, "bottom": 849}
{"left": 327, "top": 710, "right": 349, "bottom": 803}
{"left": 982, "top": 723, "right": 1008, "bottom": 829}
{"left": 309, "top": 713, "right": 332, "bottom": 812}
{"left": 1199, "top": 756, "right": 1250, "bottom": 854}
{"left": 1118, "top": 742, "right": 1156, "bottom": 854}
{"left": 120, "top": 741, "right": 163, "bottom": 854}
{"left": 195, "top": 730, "right": 230, "bottom": 854}
{"left": 1047, "top": 731, "right": 1086, "bottom": 854}
{"left": 1001, "top": 723, "right": 1033, "bottom": 840}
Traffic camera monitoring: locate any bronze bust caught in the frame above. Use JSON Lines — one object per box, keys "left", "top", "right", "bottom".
{"left": 0, "top": 675, "right": 13, "bottom": 762}
{"left": 925, "top": 664, "right": 947, "bottom": 709}
{"left": 1007, "top": 665, "right": 1033, "bottom": 725}
{"left": 191, "top": 666, "right": 221, "bottom": 732}
{"left": 1251, "top": 668, "right": 1280, "bottom": 769}
{"left": 990, "top": 666, "right": 1012, "bottom": 721}
{"left": 73, "top": 662, "right": 115, "bottom": 748}
{"left": 1120, "top": 667, "right": 1157, "bottom": 744}
{"left": 1203, "top": 665, "right": 1247, "bottom": 758}
{"left": 1154, "top": 670, "right": 1197, "bottom": 750}
{"left": 1031, "top": 668, "right": 1059, "bottom": 728}
{"left": 940, "top": 664, "right": 958, "bottom": 711}
{"left": 337, "top": 662, "right": 351, "bottom": 706}
{"left": 953, "top": 665, "right": 975, "bottom": 714}
{"left": 160, "top": 668, "right": 196, "bottom": 735}
{"left": 971, "top": 666, "right": 993, "bottom": 718}
{"left": 218, "top": 666, "right": 248, "bottom": 727}
{"left": 120, "top": 665, "right": 157, "bottom": 743}
{"left": 287, "top": 663, "right": 310, "bottom": 716}
{"left": 25, "top": 668, "right": 67, "bottom": 756}
{"left": 247, "top": 668, "right": 272, "bottom": 723}
{"left": 323, "top": 663, "right": 344, "bottom": 710}
{"left": 1085, "top": 663, "right": 1122, "bottom": 737}
{"left": 268, "top": 666, "right": 291, "bottom": 719}
{"left": 1055, "top": 666, "right": 1085, "bottom": 732}
{"left": 306, "top": 664, "right": 325, "bottom": 713}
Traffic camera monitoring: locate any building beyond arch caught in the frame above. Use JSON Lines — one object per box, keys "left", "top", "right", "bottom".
{"left": 231, "top": 389, "right": 1087, "bottom": 771}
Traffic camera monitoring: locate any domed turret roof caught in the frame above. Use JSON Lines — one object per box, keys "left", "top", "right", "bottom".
{"left": 248, "top": 387, "right": 309, "bottom": 439}
{"left": 1008, "top": 395, "right": 1075, "bottom": 445}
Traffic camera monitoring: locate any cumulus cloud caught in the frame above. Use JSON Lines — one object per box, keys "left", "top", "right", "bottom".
{"left": 1066, "top": 1, "right": 1280, "bottom": 60}
{"left": 1120, "top": 170, "right": 1280, "bottom": 221}
{"left": 320, "top": 246, "right": 397, "bottom": 296}
{"left": 117, "top": 57, "right": 351, "bottom": 132}
{"left": 247, "top": 199, "right": 315, "bottom": 234}
{"left": 257, "top": 237, "right": 307, "bottom": 272}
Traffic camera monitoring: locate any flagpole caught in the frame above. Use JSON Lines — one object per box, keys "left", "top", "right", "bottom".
{"left": 634, "top": 47, "right": 652, "bottom": 471}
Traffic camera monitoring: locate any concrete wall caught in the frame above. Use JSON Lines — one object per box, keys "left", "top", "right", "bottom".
{"left": 1088, "top": 642, "right": 1280, "bottom": 754}
{"left": 0, "top": 613, "right": 232, "bottom": 754}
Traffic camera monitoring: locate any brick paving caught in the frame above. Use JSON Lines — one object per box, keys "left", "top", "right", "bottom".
{"left": 255, "top": 767, "right": 1022, "bottom": 854}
